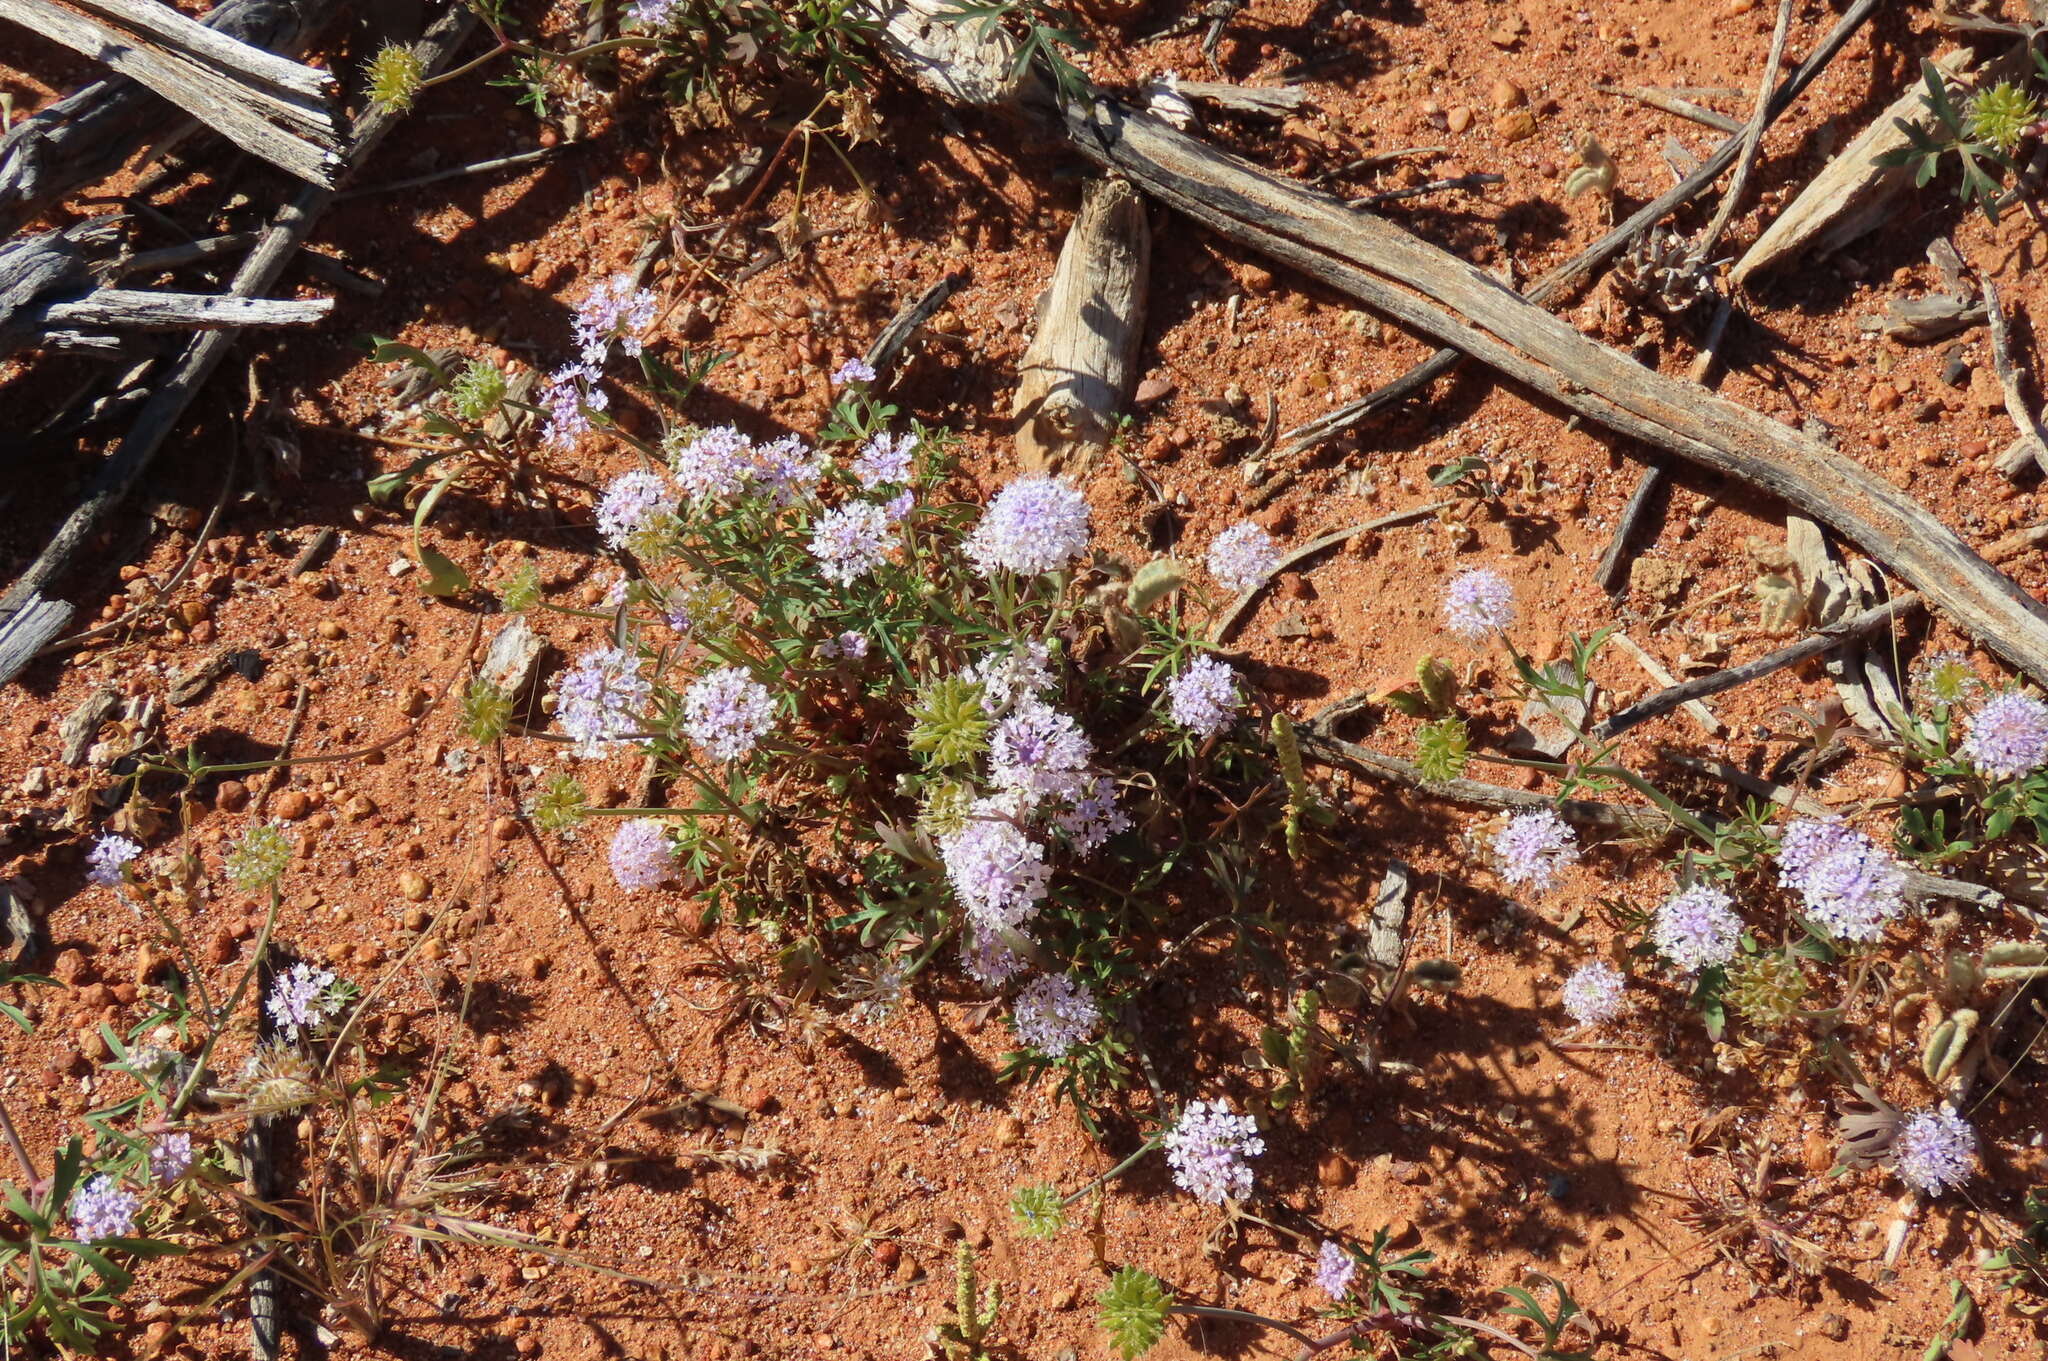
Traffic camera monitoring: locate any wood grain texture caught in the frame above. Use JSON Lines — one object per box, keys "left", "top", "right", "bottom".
{"left": 1011, "top": 177, "right": 1149, "bottom": 474}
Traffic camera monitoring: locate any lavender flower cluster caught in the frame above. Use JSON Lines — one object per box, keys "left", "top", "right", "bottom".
{"left": 1314, "top": 1241, "right": 1357, "bottom": 1300}
{"left": 1892, "top": 1105, "right": 1977, "bottom": 1195}
{"left": 597, "top": 468, "right": 678, "bottom": 550}
{"left": 965, "top": 476, "right": 1091, "bottom": 576}
{"left": 1011, "top": 973, "right": 1102, "bottom": 1057}
{"left": 610, "top": 818, "right": 679, "bottom": 891}
{"left": 266, "top": 962, "right": 342, "bottom": 1038}
{"left": 683, "top": 667, "right": 776, "bottom": 762}
{"left": 1490, "top": 809, "right": 1578, "bottom": 895}
{"left": 87, "top": 832, "right": 142, "bottom": 887}
{"left": 1962, "top": 691, "right": 2048, "bottom": 779}
{"left": 668, "top": 426, "right": 826, "bottom": 509}
{"left": 150, "top": 1132, "right": 195, "bottom": 1184}
{"left": 1560, "top": 960, "right": 1625, "bottom": 1026}
{"left": 1164, "top": 1100, "right": 1264, "bottom": 1205}
{"left": 573, "top": 275, "right": 657, "bottom": 365}
{"left": 70, "top": 1175, "right": 140, "bottom": 1241}
{"left": 940, "top": 809, "right": 1051, "bottom": 934}
{"left": 541, "top": 361, "right": 607, "bottom": 448}
{"left": 553, "top": 645, "right": 653, "bottom": 758}
{"left": 1166, "top": 654, "right": 1243, "bottom": 739}
{"left": 1775, "top": 818, "right": 1906, "bottom": 942}
{"left": 807, "top": 501, "right": 899, "bottom": 586}
{"left": 1653, "top": 884, "right": 1741, "bottom": 974}
{"left": 1206, "top": 520, "right": 1281, "bottom": 593}
{"left": 851, "top": 431, "right": 916, "bottom": 489}
{"left": 1443, "top": 567, "right": 1515, "bottom": 639}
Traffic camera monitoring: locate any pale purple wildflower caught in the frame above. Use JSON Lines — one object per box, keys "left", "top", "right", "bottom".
{"left": 1011, "top": 974, "right": 1101, "bottom": 1058}
{"left": 1776, "top": 818, "right": 1906, "bottom": 943}
{"left": 831, "top": 356, "right": 877, "bottom": 386}
{"left": 609, "top": 818, "right": 677, "bottom": 891}
{"left": 884, "top": 489, "right": 914, "bottom": 522}
{"left": 1206, "top": 521, "right": 1281, "bottom": 593}
{"left": 150, "top": 1132, "right": 194, "bottom": 1185}
{"left": 1963, "top": 692, "right": 2048, "bottom": 779}
{"left": 966, "top": 476, "right": 1091, "bottom": 576}
{"left": 1443, "top": 567, "right": 1515, "bottom": 639}
{"left": 596, "top": 469, "right": 677, "bottom": 549}
{"left": 1166, "top": 655, "right": 1241, "bottom": 738}
{"left": 1490, "top": 809, "right": 1578, "bottom": 895}
{"left": 751, "top": 434, "right": 826, "bottom": 507}
{"left": 808, "top": 501, "right": 898, "bottom": 585}
{"left": 1560, "top": 960, "right": 1625, "bottom": 1026}
{"left": 1653, "top": 884, "right": 1742, "bottom": 974}
{"left": 822, "top": 630, "right": 869, "bottom": 660}
{"left": 70, "top": 1176, "right": 140, "bottom": 1241}
{"left": 683, "top": 667, "right": 776, "bottom": 762}
{"left": 1314, "top": 1241, "right": 1356, "bottom": 1301}
{"left": 989, "top": 702, "right": 1093, "bottom": 807}
{"left": 540, "top": 362, "right": 605, "bottom": 448}
{"left": 1056, "top": 775, "right": 1130, "bottom": 856}
{"left": 87, "top": 833, "right": 142, "bottom": 887}
{"left": 962, "top": 928, "right": 1028, "bottom": 988}
{"left": 626, "top": 0, "right": 684, "bottom": 28}
{"left": 669, "top": 426, "right": 756, "bottom": 503}
{"left": 852, "top": 431, "right": 916, "bottom": 488}
{"left": 1893, "top": 1106, "right": 1977, "bottom": 1196}
{"left": 553, "top": 645, "right": 652, "bottom": 758}
{"left": 573, "top": 274, "right": 657, "bottom": 364}
{"left": 266, "top": 962, "right": 340, "bottom": 1038}
{"left": 940, "top": 806, "right": 1050, "bottom": 933}
{"left": 968, "top": 641, "right": 1056, "bottom": 715}
{"left": 1164, "top": 1100, "right": 1264, "bottom": 1205}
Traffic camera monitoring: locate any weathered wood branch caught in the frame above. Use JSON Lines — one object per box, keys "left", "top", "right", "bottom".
{"left": 65, "top": 0, "right": 335, "bottom": 102}
{"left": 863, "top": 270, "right": 964, "bottom": 381}
{"left": 0, "top": 0, "right": 334, "bottom": 233}
{"left": 1053, "top": 95, "right": 2048, "bottom": 689}
{"left": 0, "top": 219, "right": 121, "bottom": 351}
{"left": 29, "top": 288, "right": 331, "bottom": 332}
{"left": 1172, "top": 80, "right": 1308, "bottom": 118}
{"left": 1012, "top": 177, "right": 1149, "bottom": 475}
{"left": 0, "top": 5, "right": 474, "bottom": 685}
{"left": 1984, "top": 277, "right": 2048, "bottom": 479}
{"left": 0, "top": 0, "right": 340, "bottom": 184}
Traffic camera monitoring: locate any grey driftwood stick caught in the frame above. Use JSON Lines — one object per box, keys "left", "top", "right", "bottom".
{"left": 0, "top": 0, "right": 340, "bottom": 185}
{"left": 863, "top": 271, "right": 964, "bottom": 380}
{"left": 1594, "top": 463, "right": 1666, "bottom": 593}
{"left": 1012, "top": 176, "right": 1150, "bottom": 475}
{"left": 1983, "top": 277, "right": 2048, "bottom": 479}
{"left": 0, "top": 0, "right": 336, "bottom": 235}
{"left": 28, "top": 289, "right": 332, "bottom": 333}
{"left": 1049, "top": 95, "right": 2048, "bottom": 688}
{"left": 1271, "top": 0, "right": 1880, "bottom": 458}
{"left": 0, "top": 6, "right": 476, "bottom": 685}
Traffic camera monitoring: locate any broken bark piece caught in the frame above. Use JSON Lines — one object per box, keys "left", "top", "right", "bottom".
{"left": 1362, "top": 858, "right": 1410, "bottom": 997}
{"left": 59, "top": 686, "right": 121, "bottom": 766}
{"left": 1983, "top": 277, "right": 2048, "bottom": 479}
{"left": 0, "top": 0, "right": 341, "bottom": 185}
{"left": 1883, "top": 293, "right": 1986, "bottom": 344}
{"left": 879, "top": 0, "right": 1047, "bottom": 110}
{"left": 1595, "top": 465, "right": 1666, "bottom": 594}
{"left": 1171, "top": 81, "right": 1309, "bottom": 118}
{"left": 1732, "top": 50, "right": 1977, "bottom": 286}
{"left": 1011, "top": 177, "right": 1150, "bottom": 475}
{"left": 864, "top": 271, "right": 965, "bottom": 381}
{"left": 0, "top": 218, "right": 122, "bottom": 354}
{"left": 479, "top": 615, "right": 549, "bottom": 715}
{"left": 1, "top": 879, "right": 43, "bottom": 966}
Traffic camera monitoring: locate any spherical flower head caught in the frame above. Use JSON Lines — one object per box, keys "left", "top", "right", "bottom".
{"left": 852, "top": 431, "right": 917, "bottom": 489}
{"left": 884, "top": 489, "right": 915, "bottom": 523}
{"left": 266, "top": 961, "right": 341, "bottom": 1038}
{"left": 1913, "top": 651, "right": 1984, "bottom": 710}
{"left": 683, "top": 667, "right": 776, "bottom": 763}
{"left": 87, "top": 833, "right": 143, "bottom": 887}
{"left": 966, "top": 476, "right": 1091, "bottom": 576}
{"left": 1443, "top": 567, "right": 1515, "bottom": 639}
{"left": 989, "top": 702, "right": 1093, "bottom": 807}
{"left": 1653, "top": 884, "right": 1742, "bottom": 974}
{"left": 1560, "top": 960, "right": 1625, "bottom": 1026}
{"left": 1011, "top": 974, "right": 1102, "bottom": 1058}
{"left": 553, "top": 645, "right": 652, "bottom": 759}
{"left": 751, "top": 434, "right": 826, "bottom": 507}
{"left": 573, "top": 274, "right": 657, "bottom": 364}
{"left": 609, "top": 818, "right": 677, "bottom": 891}
{"left": 1314, "top": 1241, "right": 1356, "bottom": 1301}
{"left": 1166, "top": 655, "right": 1242, "bottom": 739}
{"left": 968, "top": 641, "right": 1056, "bottom": 716}
{"left": 150, "top": 1132, "right": 194, "bottom": 1184}
{"left": 1892, "top": 1105, "right": 1977, "bottom": 1195}
{"left": 626, "top": 0, "right": 683, "bottom": 28}
{"left": 1777, "top": 819, "right": 1906, "bottom": 943}
{"left": 962, "top": 928, "right": 1029, "bottom": 988}
{"left": 1055, "top": 774, "right": 1130, "bottom": 856}
{"left": 939, "top": 807, "right": 1050, "bottom": 933}
{"left": 1490, "top": 809, "right": 1578, "bottom": 895}
{"left": 1164, "top": 1100, "right": 1264, "bottom": 1205}
{"left": 225, "top": 824, "right": 294, "bottom": 892}
{"left": 807, "top": 501, "right": 899, "bottom": 585}
{"left": 596, "top": 469, "right": 677, "bottom": 551}
{"left": 668, "top": 425, "right": 755, "bottom": 504}
{"left": 540, "top": 362, "right": 605, "bottom": 448}
{"left": 1206, "top": 521, "right": 1281, "bottom": 594}
{"left": 821, "top": 630, "right": 869, "bottom": 660}
{"left": 831, "top": 356, "right": 877, "bottom": 386}
{"left": 1963, "top": 691, "right": 2048, "bottom": 779}
{"left": 70, "top": 1175, "right": 140, "bottom": 1241}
